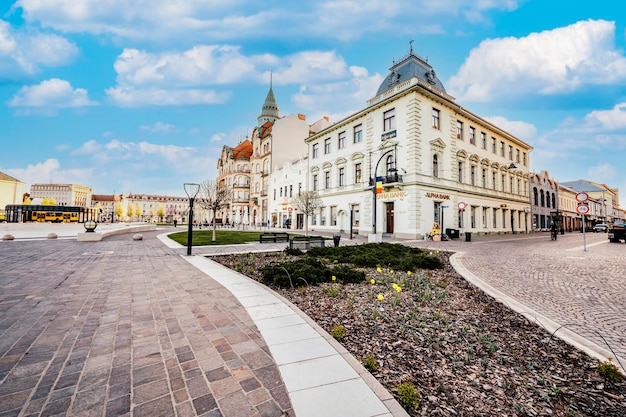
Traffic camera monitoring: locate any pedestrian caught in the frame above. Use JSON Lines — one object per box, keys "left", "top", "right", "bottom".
{"left": 174, "top": 219, "right": 177, "bottom": 227}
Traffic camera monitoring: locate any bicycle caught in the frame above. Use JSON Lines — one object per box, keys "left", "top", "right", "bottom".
{"left": 551, "top": 229, "right": 558, "bottom": 241}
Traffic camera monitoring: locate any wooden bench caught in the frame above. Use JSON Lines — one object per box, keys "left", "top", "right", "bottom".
{"left": 259, "top": 232, "right": 290, "bottom": 243}
{"left": 289, "top": 235, "right": 325, "bottom": 250}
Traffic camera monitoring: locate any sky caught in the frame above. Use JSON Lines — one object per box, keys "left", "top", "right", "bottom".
{"left": 1, "top": 1, "right": 626, "bottom": 204}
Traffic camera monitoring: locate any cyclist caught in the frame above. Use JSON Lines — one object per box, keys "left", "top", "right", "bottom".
{"left": 550, "top": 223, "right": 558, "bottom": 241}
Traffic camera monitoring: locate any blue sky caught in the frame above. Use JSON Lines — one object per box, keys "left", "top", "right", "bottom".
{"left": 1, "top": 1, "right": 626, "bottom": 204}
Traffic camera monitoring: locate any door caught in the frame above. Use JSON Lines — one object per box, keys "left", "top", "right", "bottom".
{"left": 385, "top": 202, "right": 394, "bottom": 234}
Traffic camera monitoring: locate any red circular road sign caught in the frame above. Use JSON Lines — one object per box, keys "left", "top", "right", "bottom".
{"left": 575, "top": 192, "right": 589, "bottom": 203}
{"left": 576, "top": 204, "right": 590, "bottom": 215}
{"left": 458, "top": 202, "right": 467, "bottom": 211}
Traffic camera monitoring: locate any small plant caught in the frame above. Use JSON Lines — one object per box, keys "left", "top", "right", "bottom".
{"left": 331, "top": 325, "right": 346, "bottom": 341}
{"left": 598, "top": 358, "right": 623, "bottom": 383}
{"left": 297, "top": 287, "right": 307, "bottom": 295}
{"left": 235, "top": 263, "right": 243, "bottom": 273}
{"left": 396, "top": 381, "right": 420, "bottom": 410}
{"left": 362, "top": 354, "right": 378, "bottom": 372}
{"left": 246, "top": 267, "right": 255, "bottom": 275}
{"left": 322, "top": 286, "right": 341, "bottom": 298}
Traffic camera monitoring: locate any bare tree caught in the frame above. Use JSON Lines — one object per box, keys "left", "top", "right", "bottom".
{"left": 197, "top": 179, "right": 231, "bottom": 242}
{"left": 290, "top": 190, "right": 322, "bottom": 236}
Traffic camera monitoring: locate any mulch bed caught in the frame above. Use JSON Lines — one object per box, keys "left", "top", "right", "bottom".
{"left": 212, "top": 250, "right": 625, "bottom": 416}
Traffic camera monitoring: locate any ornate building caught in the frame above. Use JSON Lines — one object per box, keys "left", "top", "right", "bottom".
{"left": 529, "top": 171, "right": 559, "bottom": 231}
{"left": 305, "top": 46, "right": 533, "bottom": 239}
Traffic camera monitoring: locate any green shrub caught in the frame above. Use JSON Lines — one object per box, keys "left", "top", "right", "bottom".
{"left": 260, "top": 258, "right": 329, "bottom": 288}
{"left": 331, "top": 265, "right": 366, "bottom": 284}
{"left": 362, "top": 354, "right": 378, "bottom": 372}
{"left": 331, "top": 325, "right": 346, "bottom": 341}
{"left": 598, "top": 358, "right": 623, "bottom": 383}
{"left": 396, "top": 381, "right": 420, "bottom": 410}
{"left": 283, "top": 247, "right": 304, "bottom": 256}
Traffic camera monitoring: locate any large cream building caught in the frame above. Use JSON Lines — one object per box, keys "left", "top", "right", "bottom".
{"left": 304, "top": 47, "right": 533, "bottom": 240}
{"left": 30, "top": 183, "right": 92, "bottom": 207}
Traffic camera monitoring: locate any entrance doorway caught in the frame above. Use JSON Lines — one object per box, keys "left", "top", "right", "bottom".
{"left": 296, "top": 213, "right": 304, "bottom": 229}
{"left": 385, "top": 202, "right": 394, "bottom": 234}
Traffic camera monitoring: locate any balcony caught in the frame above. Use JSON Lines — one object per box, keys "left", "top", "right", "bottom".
{"left": 369, "top": 173, "right": 403, "bottom": 186}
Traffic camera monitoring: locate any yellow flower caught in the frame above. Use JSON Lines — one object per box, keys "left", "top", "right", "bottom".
{"left": 392, "top": 283, "right": 398, "bottom": 289}
{"left": 370, "top": 279, "right": 376, "bottom": 285}
{"left": 407, "top": 271, "right": 412, "bottom": 276}
{"left": 332, "top": 275, "right": 336, "bottom": 281}
{"left": 390, "top": 269, "right": 394, "bottom": 274}
{"left": 377, "top": 294, "right": 384, "bottom": 301}
{"left": 395, "top": 286, "right": 402, "bottom": 292}
{"left": 376, "top": 267, "right": 382, "bottom": 273}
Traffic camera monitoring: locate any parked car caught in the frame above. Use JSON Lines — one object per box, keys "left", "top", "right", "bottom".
{"left": 593, "top": 223, "right": 608, "bottom": 233}
{"left": 609, "top": 223, "right": 626, "bottom": 243}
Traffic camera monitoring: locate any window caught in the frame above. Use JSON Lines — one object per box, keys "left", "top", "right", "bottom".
{"left": 313, "top": 174, "right": 318, "bottom": 191}
{"left": 508, "top": 145, "right": 513, "bottom": 160}
{"left": 515, "top": 149, "right": 520, "bottom": 163}
{"left": 298, "top": 183, "right": 302, "bottom": 195}
{"left": 546, "top": 191, "right": 551, "bottom": 208}
{"left": 483, "top": 207, "right": 488, "bottom": 228}
{"left": 331, "top": 206, "right": 337, "bottom": 226}
{"left": 324, "top": 171, "right": 331, "bottom": 189}
{"left": 493, "top": 208, "right": 498, "bottom": 228}
{"left": 273, "top": 189, "right": 276, "bottom": 200}
{"left": 312, "top": 143, "right": 319, "bottom": 158}
{"left": 458, "top": 161, "right": 464, "bottom": 183}
{"left": 354, "top": 124, "right": 362, "bottom": 143}
{"left": 324, "top": 138, "right": 331, "bottom": 154}
{"left": 338, "top": 131, "right": 346, "bottom": 149}
{"left": 469, "top": 127, "right": 475, "bottom": 145}
{"left": 433, "top": 154, "right": 439, "bottom": 177}
{"left": 481, "top": 132, "right": 486, "bottom": 149}
{"left": 338, "top": 167, "right": 345, "bottom": 187}
{"left": 289, "top": 185, "right": 293, "bottom": 197}
{"left": 320, "top": 207, "right": 326, "bottom": 225}
{"left": 279, "top": 187, "right": 283, "bottom": 197}
{"left": 501, "top": 174, "right": 506, "bottom": 192}
{"left": 500, "top": 141, "right": 505, "bottom": 157}
{"left": 383, "top": 109, "right": 395, "bottom": 131}
{"left": 540, "top": 190, "right": 545, "bottom": 206}
{"left": 482, "top": 168, "right": 487, "bottom": 187}
{"left": 523, "top": 152, "right": 527, "bottom": 166}
{"left": 491, "top": 137, "right": 496, "bottom": 153}
{"left": 456, "top": 121, "right": 463, "bottom": 139}
{"left": 354, "top": 163, "right": 362, "bottom": 183}
{"left": 492, "top": 172, "right": 497, "bottom": 190}
{"left": 385, "top": 154, "right": 396, "bottom": 175}
{"left": 432, "top": 108, "right": 440, "bottom": 129}
{"left": 471, "top": 165, "right": 476, "bottom": 186}
{"left": 510, "top": 177, "right": 514, "bottom": 193}
{"left": 352, "top": 206, "right": 360, "bottom": 227}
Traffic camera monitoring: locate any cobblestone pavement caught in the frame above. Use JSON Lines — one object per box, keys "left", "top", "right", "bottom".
{"left": 408, "top": 232, "right": 626, "bottom": 367}
{"left": 0, "top": 231, "right": 292, "bottom": 417}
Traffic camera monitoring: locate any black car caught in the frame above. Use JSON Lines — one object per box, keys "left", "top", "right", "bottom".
{"left": 593, "top": 223, "right": 608, "bottom": 233}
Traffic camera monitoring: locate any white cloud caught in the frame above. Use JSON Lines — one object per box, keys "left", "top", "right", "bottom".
{"left": 0, "top": 20, "right": 78, "bottom": 79}
{"left": 448, "top": 19, "right": 626, "bottom": 102}
{"left": 106, "top": 85, "right": 231, "bottom": 107}
{"left": 484, "top": 116, "right": 537, "bottom": 142}
{"left": 8, "top": 78, "right": 97, "bottom": 108}
{"left": 5, "top": 158, "right": 94, "bottom": 188}
{"left": 140, "top": 122, "right": 176, "bottom": 133}
{"left": 584, "top": 103, "right": 626, "bottom": 130}
{"left": 15, "top": 0, "right": 520, "bottom": 43}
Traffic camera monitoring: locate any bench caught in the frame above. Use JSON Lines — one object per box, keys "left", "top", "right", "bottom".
{"left": 289, "top": 235, "right": 325, "bottom": 250}
{"left": 259, "top": 232, "right": 290, "bottom": 243}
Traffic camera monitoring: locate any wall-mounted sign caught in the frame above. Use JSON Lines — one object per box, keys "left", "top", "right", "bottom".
{"left": 381, "top": 130, "right": 397, "bottom": 141}
{"left": 425, "top": 192, "right": 450, "bottom": 200}
{"left": 377, "top": 190, "right": 407, "bottom": 200}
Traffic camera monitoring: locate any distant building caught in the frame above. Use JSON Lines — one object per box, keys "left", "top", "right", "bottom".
{"left": 529, "top": 171, "right": 559, "bottom": 231}
{"left": 0, "top": 171, "right": 25, "bottom": 211}
{"left": 560, "top": 179, "right": 623, "bottom": 226}
{"left": 30, "top": 183, "right": 92, "bottom": 207}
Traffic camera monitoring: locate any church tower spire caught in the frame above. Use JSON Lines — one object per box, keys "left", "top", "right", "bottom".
{"left": 257, "top": 73, "right": 280, "bottom": 127}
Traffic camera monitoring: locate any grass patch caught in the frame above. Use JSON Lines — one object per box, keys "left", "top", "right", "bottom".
{"left": 168, "top": 230, "right": 278, "bottom": 246}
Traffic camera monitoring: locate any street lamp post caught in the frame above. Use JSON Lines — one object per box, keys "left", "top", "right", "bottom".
{"left": 184, "top": 183, "right": 201, "bottom": 256}
{"left": 370, "top": 146, "right": 396, "bottom": 242}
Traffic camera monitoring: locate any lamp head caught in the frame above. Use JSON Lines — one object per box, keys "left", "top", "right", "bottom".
{"left": 508, "top": 163, "right": 517, "bottom": 170}
{"left": 184, "top": 183, "right": 201, "bottom": 199}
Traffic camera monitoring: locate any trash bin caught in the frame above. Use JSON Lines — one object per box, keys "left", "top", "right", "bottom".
{"left": 445, "top": 228, "right": 459, "bottom": 239}
{"left": 332, "top": 234, "right": 341, "bottom": 247}
{"left": 465, "top": 232, "right": 472, "bottom": 242}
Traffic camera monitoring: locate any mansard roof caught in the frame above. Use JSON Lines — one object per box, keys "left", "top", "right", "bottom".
{"left": 375, "top": 43, "right": 446, "bottom": 97}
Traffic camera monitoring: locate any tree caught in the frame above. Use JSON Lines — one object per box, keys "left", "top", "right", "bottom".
{"left": 290, "top": 190, "right": 322, "bottom": 236}
{"left": 197, "top": 179, "right": 231, "bottom": 242}
{"left": 157, "top": 204, "right": 166, "bottom": 222}
{"left": 135, "top": 203, "right": 142, "bottom": 221}
{"left": 115, "top": 203, "right": 124, "bottom": 220}
{"left": 127, "top": 203, "right": 136, "bottom": 220}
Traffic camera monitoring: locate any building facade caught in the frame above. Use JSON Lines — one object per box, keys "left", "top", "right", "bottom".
{"left": 0, "top": 172, "right": 25, "bottom": 214}
{"left": 529, "top": 171, "right": 559, "bottom": 231}
{"left": 30, "top": 183, "right": 92, "bottom": 207}
{"left": 304, "top": 48, "right": 533, "bottom": 240}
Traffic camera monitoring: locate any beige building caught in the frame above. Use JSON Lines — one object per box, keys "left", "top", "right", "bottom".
{"left": 304, "top": 47, "right": 533, "bottom": 240}
{"left": 0, "top": 172, "right": 25, "bottom": 213}
{"left": 529, "top": 171, "right": 559, "bottom": 231}
{"left": 30, "top": 183, "right": 92, "bottom": 207}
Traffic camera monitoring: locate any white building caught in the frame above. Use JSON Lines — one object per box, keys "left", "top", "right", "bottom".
{"left": 30, "top": 183, "right": 92, "bottom": 207}
{"left": 304, "top": 47, "right": 533, "bottom": 240}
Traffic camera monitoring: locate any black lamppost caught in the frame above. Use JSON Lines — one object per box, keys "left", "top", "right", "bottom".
{"left": 370, "top": 146, "right": 397, "bottom": 241}
{"left": 184, "top": 183, "right": 200, "bottom": 256}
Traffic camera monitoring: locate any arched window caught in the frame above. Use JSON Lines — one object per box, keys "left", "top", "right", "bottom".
{"left": 385, "top": 154, "right": 395, "bottom": 175}
{"left": 551, "top": 194, "right": 556, "bottom": 208}
{"left": 540, "top": 190, "right": 545, "bottom": 207}
{"left": 533, "top": 187, "right": 538, "bottom": 205}
{"left": 546, "top": 192, "right": 551, "bottom": 208}
{"left": 433, "top": 154, "right": 439, "bottom": 177}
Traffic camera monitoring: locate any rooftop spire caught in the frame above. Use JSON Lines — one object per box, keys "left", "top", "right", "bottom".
{"left": 258, "top": 72, "right": 280, "bottom": 126}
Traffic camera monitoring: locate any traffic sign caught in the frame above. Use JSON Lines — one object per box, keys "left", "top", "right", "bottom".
{"left": 458, "top": 202, "right": 466, "bottom": 211}
{"left": 576, "top": 204, "right": 590, "bottom": 215}
{"left": 575, "top": 192, "right": 589, "bottom": 203}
